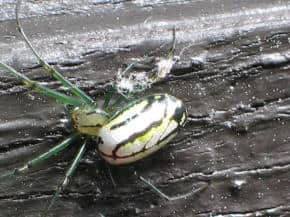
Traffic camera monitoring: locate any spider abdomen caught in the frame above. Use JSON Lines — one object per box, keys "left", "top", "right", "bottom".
{"left": 98, "top": 94, "right": 187, "bottom": 165}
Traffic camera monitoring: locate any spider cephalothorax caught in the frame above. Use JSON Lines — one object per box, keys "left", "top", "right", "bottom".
{"left": 71, "top": 105, "right": 109, "bottom": 136}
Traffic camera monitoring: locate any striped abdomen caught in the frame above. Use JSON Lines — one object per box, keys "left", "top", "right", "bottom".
{"left": 98, "top": 94, "right": 187, "bottom": 165}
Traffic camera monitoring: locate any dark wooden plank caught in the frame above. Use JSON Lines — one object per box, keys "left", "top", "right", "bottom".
{"left": 0, "top": 0, "right": 290, "bottom": 217}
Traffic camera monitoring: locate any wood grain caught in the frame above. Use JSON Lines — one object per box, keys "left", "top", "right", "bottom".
{"left": 0, "top": 1, "right": 290, "bottom": 217}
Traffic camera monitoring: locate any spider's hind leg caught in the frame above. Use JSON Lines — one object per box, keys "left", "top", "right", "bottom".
{"left": 43, "top": 141, "right": 87, "bottom": 216}
{"left": 138, "top": 174, "right": 208, "bottom": 201}
{"left": 16, "top": 0, "right": 94, "bottom": 105}
{"left": 0, "top": 134, "right": 79, "bottom": 180}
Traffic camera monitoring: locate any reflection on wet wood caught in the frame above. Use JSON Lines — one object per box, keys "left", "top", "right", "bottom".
{"left": 0, "top": 0, "right": 290, "bottom": 217}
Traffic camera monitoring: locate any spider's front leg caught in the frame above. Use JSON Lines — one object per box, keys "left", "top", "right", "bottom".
{"left": 110, "top": 28, "right": 178, "bottom": 104}
{"left": 0, "top": 63, "right": 83, "bottom": 106}
{"left": 16, "top": 0, "right": 95, "bottom": 106}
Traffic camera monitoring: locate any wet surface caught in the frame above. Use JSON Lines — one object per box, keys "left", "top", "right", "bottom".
{"left": 0, "top": 0, "right": 290, "bottom": 217}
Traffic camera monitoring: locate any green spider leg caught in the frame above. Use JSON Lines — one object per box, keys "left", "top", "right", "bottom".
{"left": 106, "top": 27, "right": 177, "bottom": 104}
{"left": 103, "top": 28, "right": 177, "bottom": 109}
{"left": 102, "top": 62, "right": 137, "bottom": 109}
{"left": 0, "top": 63, "right": 83, "bottom": 106}
{"left": 138, "top": 175, "right": 208, "bottom": 201}
{"left": 105, "top": 162, "right": 117, "bottom": 187}
{"left": 119, "top": 62, "right": 137, "bottom": 77}
{"left": 0, "top": 134, "right": 78, "bottom": 180}
{"left": 166, "top": 27, "right": 176, "bottom": 58}
{"left": 16, "top": 0, "right": 95, "bottom": 106}
{"left": 109, "top": 28, "right": 177, "bottom": 105}
{"left": 102, "top": 85, "right": 116, "bottom": 109}
{"left": 43, "top": 141, "right": 87, "bottom": 216}
{"left": 110, "top": 94, "right": 128, "bottom": 108}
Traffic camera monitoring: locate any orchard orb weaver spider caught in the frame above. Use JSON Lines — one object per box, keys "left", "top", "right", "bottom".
{"left": 0, "top": 0, "right": 208, "bottom": 215}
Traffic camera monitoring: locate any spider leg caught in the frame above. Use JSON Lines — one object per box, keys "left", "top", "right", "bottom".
{"left": 109, "top": 94, "right": 128, "bottom": 109}
{"left": 16, "top": 0, "right": 95, "bottom": 106}
{"left": 105, "top": 162, "right": 117, "bottom": 187}
{"left": 0, "top": 63, "right": 83, "bottom": 106}
{"left": 103, "top": 62, "right": 137, "bottom": 109}
{"left": 0, "top": 134, "right": 79, "bottom": 180}
{"left": 43, "top": 141, "right": 87, "bottom": 216}
{"left": 102, "top": 86, "right": 115, "bottom": 109}
{"left": 138, "top": 175, "right": 208, "bottom": 201}
{"left": 109, "top": 64, "right": 139, "bottom": 107}
{"left": 104, "top": 87, "right": 129, "bottom": 110}
{"left": 167, "top": 27, "right": 176, "bottom": 58}
{"left": 119, "top": 62, "right": 136, "bottom": 77}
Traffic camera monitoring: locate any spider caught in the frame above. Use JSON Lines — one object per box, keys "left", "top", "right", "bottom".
{"left": 0, "top": 0, "right": 207, "bottom": 216}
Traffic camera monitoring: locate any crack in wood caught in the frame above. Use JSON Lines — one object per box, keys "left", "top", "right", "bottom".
{"left": 171, "top": 162, "right": 290, "bottom": 182}
{"left": 197, "top": 205, "right": 290, "bottom": 217}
